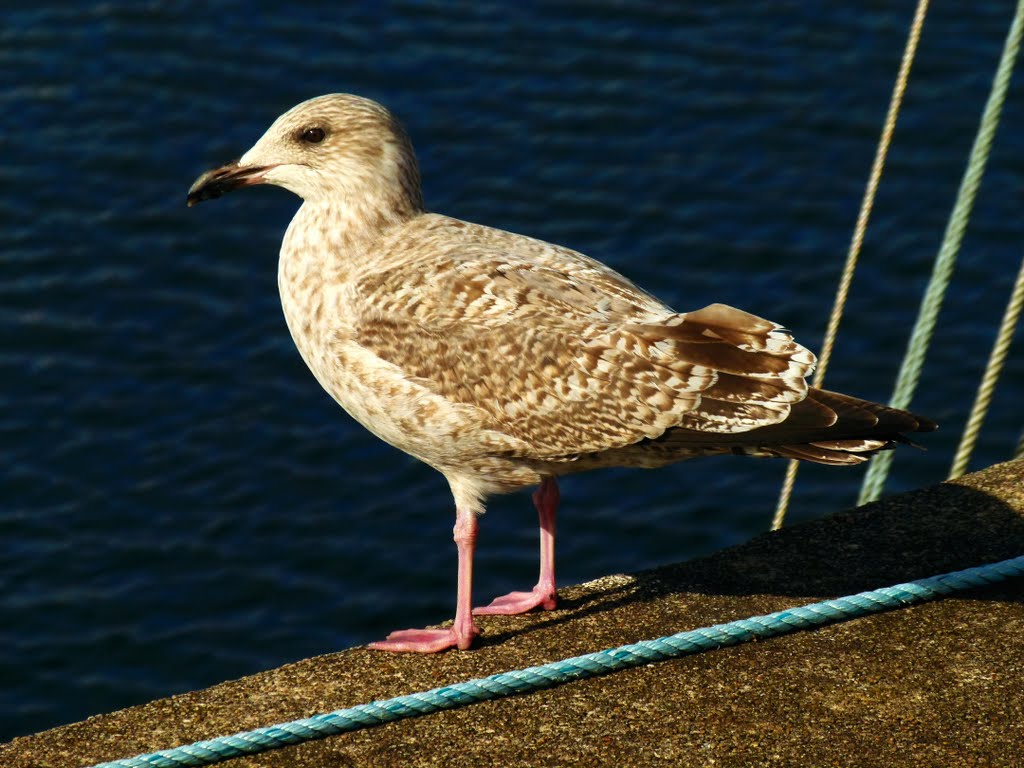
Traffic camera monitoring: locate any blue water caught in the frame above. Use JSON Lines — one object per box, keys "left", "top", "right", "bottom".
{"left": 3, "top": 1, "right": 1023, "bottom": 742}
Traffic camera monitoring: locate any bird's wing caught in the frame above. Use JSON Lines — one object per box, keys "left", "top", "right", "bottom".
{"left": 352, "top": 249, "right": 816, "bottom": 459}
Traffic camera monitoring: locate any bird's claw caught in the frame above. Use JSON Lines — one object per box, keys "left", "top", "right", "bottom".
{"left": 367, "top": 625, "right": 479, "bottom": 653}
{"left": 473, "top": 587, "right": 557, "bottom": 615}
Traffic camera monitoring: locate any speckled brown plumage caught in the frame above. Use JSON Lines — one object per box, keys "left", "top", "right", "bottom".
{"left": 188, "top": 94, "right": 935, "bottom": 652}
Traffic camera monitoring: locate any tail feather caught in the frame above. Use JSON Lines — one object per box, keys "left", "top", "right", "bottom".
{"left": 769, "top": 443, "right": 881, "bottom": 465}
{"left": 748, "top": 388, "right": 935, "bottom": 465}
{"left": 770, "top": 440, "right": 890, "bottom": 465}
{"left": 651, "top": 387, "right": 935, "bottom": 466}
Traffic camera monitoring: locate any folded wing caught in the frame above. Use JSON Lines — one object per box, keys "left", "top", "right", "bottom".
{"left": 353, "top": 249, "right": 818, "bottom": 461}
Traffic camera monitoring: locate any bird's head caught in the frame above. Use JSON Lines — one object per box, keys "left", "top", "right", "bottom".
{"left": 187, "top": 93, "right": 423, "bottom": 214}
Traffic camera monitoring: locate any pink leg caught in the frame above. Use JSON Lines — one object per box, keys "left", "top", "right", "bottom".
{"left": 368, "top": 508, "right": 481, "bottom": 653}
{"left": 474, "top": 477, "right": 559, "bottom": 615}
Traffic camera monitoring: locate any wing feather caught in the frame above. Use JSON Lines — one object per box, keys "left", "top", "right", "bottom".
{"left": 352, "top": 225, "right": 816, "bottom": 459}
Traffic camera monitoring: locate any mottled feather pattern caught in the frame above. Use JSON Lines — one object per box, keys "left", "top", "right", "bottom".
{"left": 345, "top": 215, "right": 814, "bottom": 465}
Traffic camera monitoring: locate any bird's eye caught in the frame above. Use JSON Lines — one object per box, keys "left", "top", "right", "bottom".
{"left": 300, "top": 127, "right": 326, "bottom": 144}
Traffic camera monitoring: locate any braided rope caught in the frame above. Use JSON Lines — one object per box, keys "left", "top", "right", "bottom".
{"left": 859, "top": 0, "right": 1024, "bottom": 504}
{"left": 87, "top": 554, "right": 1024, "bottom": 768}
{"left": 949, "top": 252, "right": 1024, "bottom": 477}
{"left": 771, "top": 0, "right": 930, "bottom": 530}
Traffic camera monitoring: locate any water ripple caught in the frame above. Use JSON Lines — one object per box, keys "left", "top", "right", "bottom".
{"left": 2, "top": 0, "right": 1022, "bottom": 741}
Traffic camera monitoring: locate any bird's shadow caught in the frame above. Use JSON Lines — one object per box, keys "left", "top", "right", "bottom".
{"left": 478, "top": 464, "right": 1024, "bottom": 646}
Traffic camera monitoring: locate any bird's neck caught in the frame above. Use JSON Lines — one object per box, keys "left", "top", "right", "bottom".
{"left": 277, "top": 193, "right": 422, "bottom": 337}
{"left": 282, "top": 190, "right": 419, "bottom": 272}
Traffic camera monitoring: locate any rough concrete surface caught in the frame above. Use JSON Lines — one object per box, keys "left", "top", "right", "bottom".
{"left": 4, "top": 460, "right": 1023, "bottom": 768}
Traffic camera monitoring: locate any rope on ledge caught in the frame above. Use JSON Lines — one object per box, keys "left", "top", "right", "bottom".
{"left": 87, "top": 554, "right": 1024, "bottom": 768}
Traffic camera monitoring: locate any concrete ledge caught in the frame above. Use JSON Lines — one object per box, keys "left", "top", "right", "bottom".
{"left": 4, "top": 460, "right": 1023, "bottom": 767}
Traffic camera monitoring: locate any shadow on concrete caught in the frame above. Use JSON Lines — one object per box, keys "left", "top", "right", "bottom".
{"left": 479, "top": 465, "right": 1024, "bottom": 647}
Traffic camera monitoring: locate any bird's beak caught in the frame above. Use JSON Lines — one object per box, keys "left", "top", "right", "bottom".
{"left": 186, "top": 161, "right": 276, "bottom": 207}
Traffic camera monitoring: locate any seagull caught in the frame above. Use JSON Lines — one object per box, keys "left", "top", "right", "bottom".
{"left": 188, "top": 94, "right": 935, "bottom": 653}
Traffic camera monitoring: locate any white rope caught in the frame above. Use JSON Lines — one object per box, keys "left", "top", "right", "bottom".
{"left": 771, "top": 0, "right": 931, "bottom": 529}
{"left": 859, "top": 0, "right": 1024, "bottom": 504}
{"left": 949, "top": 251, "right": 1024, "bottom": 477}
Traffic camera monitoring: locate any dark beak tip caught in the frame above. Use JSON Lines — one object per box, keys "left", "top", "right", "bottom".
{"left": 186, "top": 167, "right": 222, "bottom": 208}
{"left": 186, "top": 160, "right": 263, "bottom": 208}
{"left": 185, "top": 188, "right": 218, "bottom": 208}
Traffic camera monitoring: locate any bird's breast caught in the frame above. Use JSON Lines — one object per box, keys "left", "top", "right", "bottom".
{"left": 275, "top": 235, "right": 520, "bottom": 475}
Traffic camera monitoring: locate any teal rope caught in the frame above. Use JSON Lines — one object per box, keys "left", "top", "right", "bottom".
{"left": 87, "top": 554, "right": 1024, "bottom": 768}
{"left": 859, "top": 0, "right": 1024, "bottom": 505}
